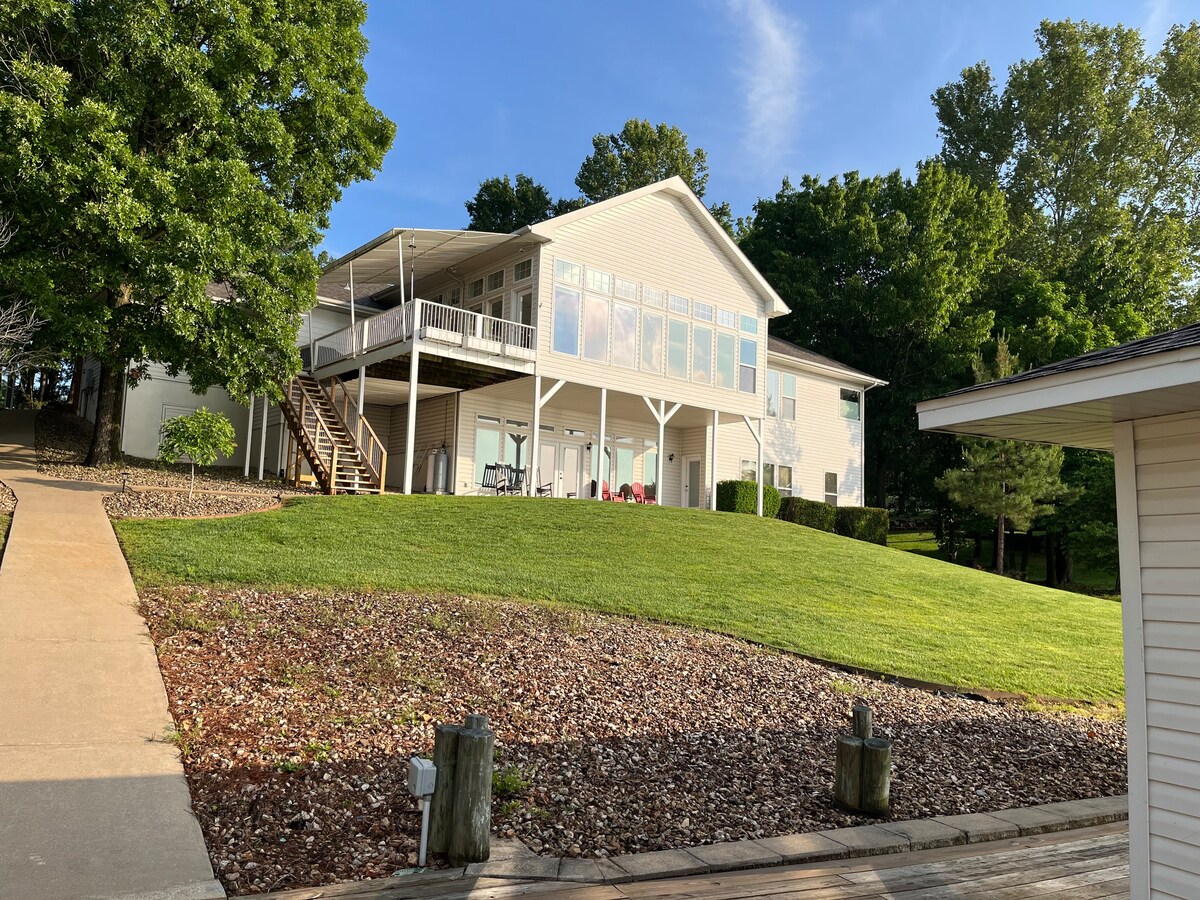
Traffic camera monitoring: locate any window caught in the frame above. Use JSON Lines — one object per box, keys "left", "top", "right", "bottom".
{"left": 668, "top": 319, "right": 689, "bottom": 378}
{"left": 583, "top": 295, "right": 610, "bottom": 362}
{"left": 555, "top": 258, "right": 582, "bottom": 285}
{"left": 518, "top": 292, "right": 534, "bottom": 326}
{"left": 741, "top": 459, "right": 757, "bottom": 481}
{"left": 615, "top": 277, "right": 638, "bottom": 301}
{"left": 763, "top": 463, "right": 774, "bottom": 488}
{"left": 840, "top": 388, "right": 861, "bottom": 420}
{"left": 487, "top": 270, "right": 504, "bottom": 291}
{"left": 776, "top": 465, "right": 793, "bottom": 497}
{"left": 716, "top": 331, "right": 736, "bottom": 389}
{"left": 612, "top": 302, "right": 638, "bottom": 368}
{"left": 739, "top": 337, "right": 757, "bottom": 393}
{"left": 782, "top": 373, "right": 797, "bottom": 420}
{"left": 692, "top": 325, "right": 712, "bottom": 384}
{"left": 766, "top": 369, "right": 779, "bottom": 416}
{"left": 586, "top": 268, "right": 612, "bottom": 293}
{"left": 514, "top": 259, "right": 532, "bottom": 281}
{"left": 616, "top": 446, "right": 635, "bottom": 490}
{"left": 475, "top": 427, "right": 501, "bottom": 485}
{"left": 552, "top": 286, "right": 581, "bottom": 355}
{"left": 506, "top": 428, "right": 529, "bottom": 475}
{"left": 468, "top": 278, "right": 484, "bottom": 299}
{"left": 591, "top": 444, "right": 613, "bottom": 485}
{"left": 644, "top": 449, "right": 658, "bottom": 489}
{"left": 644, "top": 287, "right": 666, "bottom": 307}
{"left": 693, "top": 301, "right": 713, "bottom": 322}
{"left": 486, "top": 297, "right": 504, "bottom": 320}
{"left": 641, "top": 312, "right": 663, "bottom": 373}
{"left": 740, "top": 313, "right": 759, "bottom": 334}
{"left": 717, "top": 308, "right": 737, "bottom": 328}
{"left": 448, "top": 287, "right": 461, "bottom": 306}
{"left": 431, "top": 293, "right": 443, "bottom": 304}
{"left": 669, "top": 294, "right": 689, "bottom": 315}
{"left": 824, "top": 472, "right": 839, "bottom": 506}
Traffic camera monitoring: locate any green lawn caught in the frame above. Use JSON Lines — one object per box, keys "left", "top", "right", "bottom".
{"left": 115, "top": 496, "right": 1125, "bottom": 704}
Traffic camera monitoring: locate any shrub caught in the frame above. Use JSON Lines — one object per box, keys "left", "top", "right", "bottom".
{"left": 158, "top": 407, "right": 237, "bottom": 499}
{"left": 834, "top": 506, "right": 890, "bottom": 545}
{"left": 716, "top": 479, "right": 782, "bottom": 519}
{"left": 778, "top": 496, "right": 836, "bottom": 532}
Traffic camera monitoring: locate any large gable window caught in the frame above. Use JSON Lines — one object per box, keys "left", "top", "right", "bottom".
{"left": 668, "top": 319, "right": 689, "bottom": 379}
{"left": 555, "top": 259, "right": 582, "bottom": 285}
{"left": 613, "top": 302, "right": 638, "bottom": 368}
{"left": 552, "top": 286, "right": 581, "bottom": 356}
{"left": 583, "top": 295, "right": 610, "bottom": 362}
{"left": 641, "top": 312, "right": 664, "bottom": 373}
{"left": 739, "top": 337, "right": 757, "bottom": 393}
{"left": 692, "top": 326, "right": 712, "bottom": 384}
{"left": 716, "top": 332, "right": 736, "bottom": 389}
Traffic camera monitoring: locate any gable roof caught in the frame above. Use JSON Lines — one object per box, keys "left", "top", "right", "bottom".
{"left": 942, "top": 322, "right": 1200, "bottom": 400}
{"left": 523, "top": 176, "right": 791, "bottom": 318}
{"left": 767, "top": 336, "right": 887, "bottom": 386}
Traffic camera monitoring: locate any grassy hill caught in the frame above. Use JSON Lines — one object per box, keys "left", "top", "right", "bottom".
{"left": 114, "top": 495, "right": 1124, "bottom": 704}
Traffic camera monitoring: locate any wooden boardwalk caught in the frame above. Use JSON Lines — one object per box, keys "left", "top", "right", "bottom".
{"left": 268, "top": 822, "right": 1129, "bottom": 899}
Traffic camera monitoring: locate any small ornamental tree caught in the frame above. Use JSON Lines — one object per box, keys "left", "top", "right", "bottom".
{"left": 158, "top": 408, "right": 237, "bottom": 499}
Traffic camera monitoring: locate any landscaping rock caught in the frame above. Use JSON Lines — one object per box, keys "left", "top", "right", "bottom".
{"left": 0, "top": 479, "right": 13, "bottom": 513}
{"left": 103, "top": 488, "right": 279, "bottom": 519}
{"left": 138, "top": 588, "right": 1128, "bottom": 896}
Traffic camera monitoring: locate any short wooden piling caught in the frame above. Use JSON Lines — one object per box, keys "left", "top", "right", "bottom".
{"left": 852, "top": 705, "right": 873, "bottom": 740}
{"left": 833, "top": 735, "right": 864, "bottom": 809}
{"left": 861, "top": 737, "right": 892, "bottom": 815}
{"left": 428, "top": 724, "right": 461, "bottom": 854}
{"left": 448, "top": 717, "right": 494, "bottom": 866}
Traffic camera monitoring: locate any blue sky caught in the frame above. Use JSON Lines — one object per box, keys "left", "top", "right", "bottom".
{"left": 322, "top": 0, "right": 1189, "bottom": 256}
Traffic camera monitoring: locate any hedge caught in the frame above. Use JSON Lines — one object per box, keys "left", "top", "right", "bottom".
{"left": 834, "top": 506, "right": 890, "bottom": 545}
{"left": 716, "top": 480, "right": 782, "bottom": 519}
{"left": 777, "top": 496, "right": 836, "bottom": 532}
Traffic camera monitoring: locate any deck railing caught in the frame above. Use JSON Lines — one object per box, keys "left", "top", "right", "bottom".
{"left": 310, "top": 298, "right": 536, "bottom": 371}
{"left": 327, "top": 378, "right": 387, "bottom": 487}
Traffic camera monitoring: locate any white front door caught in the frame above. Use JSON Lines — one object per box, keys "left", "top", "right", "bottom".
{"left": 684, "top": 456, "right": 702, "bottom": 507}
{"left": 538, "top": 441, "right": 557, "bottom": 496}
{"left": 561, "top": 443, "right": 583, "bottom": 498}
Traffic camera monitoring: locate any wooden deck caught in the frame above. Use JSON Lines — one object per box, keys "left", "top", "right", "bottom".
{"left": 267, "top": 823, "right": 1129, "bottom": 900}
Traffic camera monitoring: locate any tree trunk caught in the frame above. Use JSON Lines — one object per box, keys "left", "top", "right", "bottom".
{"left": 1045, "top": 532, "right": 1058, "bottom": 587}
{"left": 1020, "top": 529, "right": 1033, "bottom": 578}
{"left": 85, "top": 361, "right": 121, "bottom": 466}
{"left": 995, "top": 515, "right": 1006, "bottom": 576}
{"left": 67, "top": 358, "right": 83, "bottom": 411}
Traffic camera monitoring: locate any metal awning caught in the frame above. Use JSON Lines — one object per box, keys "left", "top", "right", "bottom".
{"left": 316, "top": 228, "right": 547, "bottom": 305}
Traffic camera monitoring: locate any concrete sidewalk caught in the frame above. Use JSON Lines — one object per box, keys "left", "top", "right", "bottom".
{"left": 0, "top": 411, "right": 223, "bottom": 899}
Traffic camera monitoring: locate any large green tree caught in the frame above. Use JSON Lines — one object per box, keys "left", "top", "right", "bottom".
{"left": 740, "top": 161, "right": 1009, "bottom": 508}
{"left": 0, "top": 0, "right": 394, "bottom": 463}
{"left": 934, "top": 19, "right": 1200, "bottom": 366}
{"left": 465, "top": 174, "right": 581, "bottom": 232}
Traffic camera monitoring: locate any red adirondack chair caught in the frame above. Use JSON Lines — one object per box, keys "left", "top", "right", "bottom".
{"left": 630, "top": 482, "right": 656, "bottom": 505}
{"left": 602, "top": 480, "right": 624, "bottom": 502}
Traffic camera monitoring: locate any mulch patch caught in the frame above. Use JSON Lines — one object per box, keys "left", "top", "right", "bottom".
{"left": 139, "top": 588, "right": 1127, "bottom": 896}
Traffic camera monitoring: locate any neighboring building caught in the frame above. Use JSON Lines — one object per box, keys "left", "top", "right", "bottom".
{"left": 917, "top": 322, "right": 1200, "bottom": 900}
{"left": 80, "top": 177, "right": 885, "bottom": 508}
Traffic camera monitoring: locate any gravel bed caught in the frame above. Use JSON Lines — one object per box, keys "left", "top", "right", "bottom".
{"left": 140, "top": 588, "right": 1127, "bottom": 896}
{"left": 104, "top": 490, "right": 279, "bottom": 519}
{"left": 0, "top": 480, "right": 13, "bottom": 514}
{"left": 36, "top": 409, "right": 318, "bottom": 497}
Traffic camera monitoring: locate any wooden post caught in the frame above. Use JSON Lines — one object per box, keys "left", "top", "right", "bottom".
{"left": 428, "top": 725, "right": 461, "bottom": 855}
{"left": 833, "top": 735, "right": 863, "bottom": 810}
{"left": 861, "top": 737, "right": 892, "bottom": 816}
{"left": 852, "top": 705, "right": 873, "bottom": 740}
{"left": 449, "top": 717, "right": 494, "bottom": 866}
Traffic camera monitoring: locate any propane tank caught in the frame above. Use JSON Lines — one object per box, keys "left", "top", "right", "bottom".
{"left": 434, "top": 445, "right": 450, "bottom": 494}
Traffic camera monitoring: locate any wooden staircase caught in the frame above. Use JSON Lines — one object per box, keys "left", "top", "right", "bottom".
{"left": 280, "top": 372, "right": 387, "bottom": 494}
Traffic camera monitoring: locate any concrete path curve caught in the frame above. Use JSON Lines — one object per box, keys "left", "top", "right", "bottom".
{"left": 0, "top": 411, "right": 223, "bottom": 899}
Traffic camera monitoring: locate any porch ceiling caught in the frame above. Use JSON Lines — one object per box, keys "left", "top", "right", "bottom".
{"left": 341, "top": 376, "right": 457, "bottom": 407}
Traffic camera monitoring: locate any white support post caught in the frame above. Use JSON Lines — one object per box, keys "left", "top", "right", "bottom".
{"left": 657, "top": 401, "right": 666, "bottom": 504}
{"left": 710, "top": 409, "right": 719, "bottom": 511}
{"left": 403, "top": 346, "right": 419, "bottom": 495}
{"left": 276, "top": 408, "right": 285, "bottom": 478}
{"left": 596, "top": 387, "right": 607, "bottom": 500}
{"left": 257, "top": 394, "right": 268, "bottom": 480}
{"left": 743, "top": 415, "right": 764, "bottom": 517}
{"left": 357, "top": 367, "right": 366, "bottom": 416}
{"left": 530, "top": 375, "right": 542, "bottom": 497}
{"left": 244, "top": 393, "right": 255, "bottom": 476}
{"left": 348, "top": 260, "right": 357, "bottom": 355}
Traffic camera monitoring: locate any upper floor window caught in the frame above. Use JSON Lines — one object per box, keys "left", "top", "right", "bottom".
{"left": 644, "top": 287, "right": 666, "bottom": 308}
{"left": 693, "top": 301, "right": 714, "bottom": 322}
{"left": 518, "top": 292, "right": 534, "bottom": 326}
{"left": 448, "top": 287, "right": 461, "bottom": 306}
{"left": 487, "top": 270, "right": 505, "bottom": 291}
{"left": 514, "top": 259, "right": 533, "bottom": 282}
{"left": 740, "top": 314, "right": 759, "bottom": 334}
{"left": 552, "top": 286, "right": 581, "bottom": 356}
{"left": 641, "top": 312, "right": 664, "bottom": 373}
{"left": 613, "top": 302, "right": 638, "bottom": 369}
{"left": 669, "top": 294, "right": 690, "bottom": 315}
{"left": 781, "top": 372, "right": 797, "bottom": 420}
{"left": 586, "top": 268, "right": 612, "bottom": 293}
{"left": 555, "top": 258, "right": 582, "bottom": 285}
{"left": 614, "top": 277, "right": 638, "bottom": 301}
{"left": 739, "top": 337, "right": 757, "bottom": 393}
{"left": 840, "top": 388, "right": 861, "bottom": 421}
{"left": 766, "top": 370, "right": 779, "bottom": 416}
{"left": 716, "top": 331, "right": 736, "bottom": 390}
{"left": 583, "top": 295, "right": 610, "bottom": 362}
{"left": 692, "top": 326, "right": 713, "bottom": 384}
{"left": 468, "top": 278, "right": 484, "bottom": 299}
{"left": 667, "top": 319, "right": 689, "bottom": 379}
{"left": 717, "top": 308, "right": 737, "bottom": 329}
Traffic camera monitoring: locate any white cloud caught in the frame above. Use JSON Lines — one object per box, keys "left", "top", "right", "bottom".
{"left": 726, "top": 0, "right": 805, "bottom": 168}
{"left": 1143, "top": 0, "right": 1175, "bottom": 53}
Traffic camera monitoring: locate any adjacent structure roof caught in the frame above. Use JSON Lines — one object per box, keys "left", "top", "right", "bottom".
{"left": 767, "top": 336, "right": 887, "bottom": 386}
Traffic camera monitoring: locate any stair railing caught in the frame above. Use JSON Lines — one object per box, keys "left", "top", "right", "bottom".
{"left": 287, "top": 377, "right": 342, "bottom": 494}
{"left": 326, "top": 379, "right": 387, "bottom": 489}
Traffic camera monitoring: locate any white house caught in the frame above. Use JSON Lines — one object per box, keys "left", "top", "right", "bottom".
{"left": 917, "top": 322, "right": 1200, "bottom": 900}
{"left": 79, "top": 177, "right": 885, "bottom": 509}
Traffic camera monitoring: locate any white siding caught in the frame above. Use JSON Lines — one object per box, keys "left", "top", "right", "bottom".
{"left": 535, "top": 192, "right": 769, "bottom": 418}
{"left": 1130, "top": 411, "right": 1200, "bottom": 898}
{"left": 384, "top": 394, "right": 457, "bottom": 490}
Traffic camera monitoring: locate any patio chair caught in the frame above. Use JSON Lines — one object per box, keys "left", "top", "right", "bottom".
{"left": 630, "top": 482, "right": 656, "bottom": 505}
{"left": 480, "top": 463, "right": 503, "bottom": 495}
{"left": 502, "top": 464, "right": 525, "bottom": 496}
{"left": 602, "top": 480, "right": 624, "bottom": 502}
{"left": 535, "top": 468, "right": 553, "bottom": 497}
